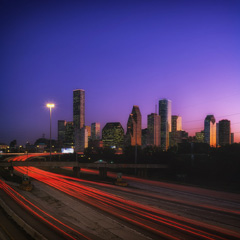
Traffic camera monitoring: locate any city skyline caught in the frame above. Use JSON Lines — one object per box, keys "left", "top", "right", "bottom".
{"left": 1, "top": 0, "right": 240, "bottom": 145}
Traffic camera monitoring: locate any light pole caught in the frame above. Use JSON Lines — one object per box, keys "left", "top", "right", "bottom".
{"left": 47, "top": 103, "right": 55, "bottom": 161}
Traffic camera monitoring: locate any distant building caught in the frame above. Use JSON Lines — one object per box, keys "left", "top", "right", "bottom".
{"left": 73, "top": 89, "right": 86, "bottom": 152}
{"left": 147, "top": 113, "right": 161, "bottom": 147}
{"left": 204, "top": 115, "right": 216, "bottom": 147}
{"left": 102, "top": 122, "right": 124, "bottom": 149}
{"left": 170, "top": 115, "right": 184, "bottom": 147}
{"left": 195, "top": 131, "right": 204, "bottom": 143}
{"left": 159, "top": 99, "right": 172, "bottom": 150}
{"left": 0, "top": 144, "right": 8, "bottom": 153}
{"left": 58, "top": 120, "right": 66, "bottom": 144}
{"left": 216, "top": 123, "right": 219, "bottom": 146}
{"left": 219, "top": 120, "right": 231, "bottom": 146}
{"left": 126, "top": 105, "right": 142, "bottom": 146}
{"left": 64, "top": 121, "right": 74, "bottom": 147}
{"left": 86, "top": 126, "right": 91, "bottom": 139}
{"left": 91, "top": 122, "right": 101, "bottom": 140}
{"left": 73, "top": 89, "right": 85, "bottom": 129}
{"left": 82, "top": 127, "right": 89, "bottom": 149}
{"left": 171, "top": 115, "right": 182, "bottom": 132}
{"left": 170, "top": 131, "right": 188, "bottom": 147}
{"left": 231, "top": 133, "right": 234, "bottom": 144}
{"left": 88, "top": 140, "right": 103, "bottom": 149}
{"left": 75, "top": 127, "right": 89, "bottom": 152}
{"left": 142, "top": 128, "right": 150, "bottom": 148}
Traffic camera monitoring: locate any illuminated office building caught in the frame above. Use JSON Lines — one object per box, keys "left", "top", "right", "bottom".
{"left": 73, "top": 89, "right": 85, "bottom": 129}
{"left": 58, "top": 120, "right": 66, "bottom": 143}
{"left": 159, "top": 99, "right": 172, "bottom": 150}
{"left": 204, "top": 115, "right": 216, "bottom": 147}
{"left": 126, "top": 105, "right": 142, "bottom": 146}
{"left": 195, "top": 131, "right": 204, "bottom": 143}
{"left": 73, "top": 89, "right": 86, "bottom": 152}
{"left": 219, "top": 119, "right": 231, "bottom": 146}
{"left": 147, "top": 113, "right": 161, "bottom": 147}
{"left": 64, "top": 121, "right": 74, "bottom": 147}
{"left": 86, "top": 125, "right": 91, "bottom": 139}
{"left": 102, "top": 122, "right": 124, "bottom": 149}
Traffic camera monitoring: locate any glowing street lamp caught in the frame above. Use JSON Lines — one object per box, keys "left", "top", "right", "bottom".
{"left": 46, "top": 103, "right": 55, "bottom": 161}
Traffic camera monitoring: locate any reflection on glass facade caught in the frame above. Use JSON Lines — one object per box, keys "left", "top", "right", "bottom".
{"left": 171, "top": 115, "right": 182, "bottom": 132}
{"left": 204, "top": 115, "right": 216, "bottom": 147}
{"left": 159, "top": 99, "right": 172, "bottom": 150}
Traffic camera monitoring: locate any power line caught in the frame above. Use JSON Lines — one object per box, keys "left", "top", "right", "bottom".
{"left": 182, "top": 113, "right": 240, "bottom": 124}
{"left": 216, "top": 112, "right": 240, "bottom": 118}
{"left": 180, "top": 92, "right": 240, "bottom": 110}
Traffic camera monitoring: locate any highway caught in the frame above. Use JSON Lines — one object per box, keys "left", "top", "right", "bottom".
{"left": 1, "top": 154, "right": 240, "bottom": 239}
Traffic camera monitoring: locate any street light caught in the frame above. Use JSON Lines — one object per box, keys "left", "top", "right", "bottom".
{"left": 46, "top": 103, "right": 55, "bottom": 161}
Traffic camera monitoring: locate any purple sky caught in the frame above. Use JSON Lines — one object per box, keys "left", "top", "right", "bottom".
{"left": 1, "top": 0, "right": 240, "bottom": 145}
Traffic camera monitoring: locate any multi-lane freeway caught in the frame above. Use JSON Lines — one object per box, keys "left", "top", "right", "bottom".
{"left": 0, "top": 154, "right": 240, "bottom": 239}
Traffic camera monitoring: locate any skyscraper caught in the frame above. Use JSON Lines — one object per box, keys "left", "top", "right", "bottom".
{"left": 231, "top": 133, "right": 234, "bottom": 144}
{"left": 126, "top": 105, "right": 142, "bottom": 146}
{"left": 147, "top": 113, "right": 161, "bottom": 147}
{"left": 170, "top": 115, "right": 183, "bottom": 147}
{"left": 102, "top": 122, "right": 124, "bottom": 149}
{"left": 159, "top": 99, "right": 172, "bottom": 150}
{"left": 216, "top": 122, "right": 219, "bottom": 146}
{"left": 73, "top": 89, "right": 86, "bottom": 152}
{"left": 73, "top": 89, "right": 85, "bottom": 129}
{"left": 204, "top": 115, "right": 216, "bottom": 147}
{"left": 171, "top": 116, "right": 182, "bottom": 132}
{"left": 91, "top": 122, "right": 101, "bottom": 140}
{"left": 219, "top": 119, "right": 231, "bottom": 146}
{"left": 141, "top": 128, "right": 150, "bottom": 148}
{"left": 58, "top": 120, "right": 66, "bottom": 144}
{"left": 64, "top": 121, "right": 74, "bottom": 147}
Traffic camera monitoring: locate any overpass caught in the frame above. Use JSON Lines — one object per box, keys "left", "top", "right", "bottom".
{"left": 0, "top": 161, "right": 168, "bottom": 178}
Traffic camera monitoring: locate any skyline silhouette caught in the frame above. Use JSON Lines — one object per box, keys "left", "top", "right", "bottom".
{"left": 1, "top": 0, "right": 240, "bottom": 145}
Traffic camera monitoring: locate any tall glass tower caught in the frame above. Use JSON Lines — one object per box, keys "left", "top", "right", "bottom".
{"left": 73, "top": 89, "right": 86, "bottom": 152}
{"left": 204, "top": 115, "right": 216, "bottom": 147}
{"left": 73, "top": 89, "right": 85, "bottom": 130}
{"left": 159, "top": 99, "right": 172, "bottom": 150}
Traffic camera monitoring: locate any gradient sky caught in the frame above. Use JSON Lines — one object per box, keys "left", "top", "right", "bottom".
{"left": 1, "top": 0, "right": 240, "bottom": 145}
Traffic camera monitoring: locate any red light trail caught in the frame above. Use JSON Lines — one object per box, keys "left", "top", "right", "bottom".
{"left": 1, "top": 154, "right": 240, "bottom": 240}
